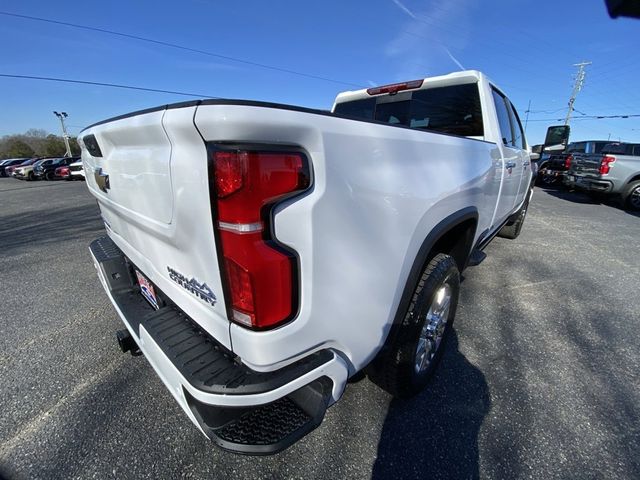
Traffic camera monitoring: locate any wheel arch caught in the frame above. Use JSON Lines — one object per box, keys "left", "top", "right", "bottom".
{"left": 626, "top": 174, "right": 640, "bottom": 185}
{"left": 366, "top": 207, "right": 478, "bottom": 376}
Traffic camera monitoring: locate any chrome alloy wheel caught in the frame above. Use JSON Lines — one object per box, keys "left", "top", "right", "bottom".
{"left": 630, "top": 186, "right": 640, "bottom": 210}
{"left": 414, "top": 282, "right": 452, "bottom": 373}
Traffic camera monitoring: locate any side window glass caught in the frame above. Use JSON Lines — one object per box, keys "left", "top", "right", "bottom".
{"left": 508, "top": 101, "right": 526, "bottom": 149}
{"left": 491, "top": 89, "right": 513, "bottom": 147}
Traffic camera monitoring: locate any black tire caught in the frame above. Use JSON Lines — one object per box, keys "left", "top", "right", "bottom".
{"left": 27, "top": 172, "right": 34, "bottom": 181}
{"left": 368, "top": 253, "right": 460, "bottom": 399}
{"left": 498, "top": 192, "right": 530, "bottom": 239}
{"left": 45, "top": 172, "right": 54, "bottom": 181}
{"left": 624, "top": 181, "right": 640, "bottom": 211}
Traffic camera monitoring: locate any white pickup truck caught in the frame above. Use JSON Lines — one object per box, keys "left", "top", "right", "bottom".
{"left": 82, "top": 70, "right": 534, "bottom": 454}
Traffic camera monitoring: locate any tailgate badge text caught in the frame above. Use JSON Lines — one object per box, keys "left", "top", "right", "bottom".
{"left": 167, "top": 266, "right": 217, "bottom": 306}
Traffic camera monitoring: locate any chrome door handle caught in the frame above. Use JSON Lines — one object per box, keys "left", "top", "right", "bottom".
{"left": 523, "top": 161, "right": 530, "bottom": 167}
{"left": 505, "top": 161, "right": 516, "bottom": 169}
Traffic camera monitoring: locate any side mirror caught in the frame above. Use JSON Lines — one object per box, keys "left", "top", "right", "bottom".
{"left": 530, "top": 152, "right": 541, "bottom": 161}
{"left": 544, "top": 125, "right": 570, "bottom": 148}
{"left": 605, "top": 0, "right": 640, "bottom": 18}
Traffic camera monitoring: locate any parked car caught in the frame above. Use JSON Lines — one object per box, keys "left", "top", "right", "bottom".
{"left": 0, "top": 158, "right": 30, "bottom": 177}
{"left": 55, "top": 165, "right": 71, "bottom": 180}
{"left": 538, "top": 140, "right": 610, "bottom": 185}
{"left": 68, "top": 159, "right": 85, "bottom": 180}
{"left": 565, "top": 142, "right": 640, "bottom": 210}
{"left": 5, "top": 158, "right": 36, "bottom": 177}
{"left": 34, "top": 156, "right": 79, "bottom": 180}
{"left": 12, "top": 159, "right": 46, "bottom": 180}
{"left": 83, "top": 70, "right": 536, "bottom": 455}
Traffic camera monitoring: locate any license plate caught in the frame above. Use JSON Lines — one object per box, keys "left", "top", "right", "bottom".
{"left": 136, "top": 270, "right": 159, "bottom": 310}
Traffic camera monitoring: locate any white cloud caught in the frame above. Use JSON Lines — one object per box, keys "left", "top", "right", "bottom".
{"left": 385, "top": 0, "right": 477, "bottom": 80}
{"left": 444, "top": 47, "right": 465, "bottom": 71}
{"left": 390, "top": 0, "right": 418, "bottom": 19}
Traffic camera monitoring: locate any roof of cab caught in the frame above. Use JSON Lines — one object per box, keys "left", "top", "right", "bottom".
{"left": 334, "top": 70, "right": 486, "bottom": 105}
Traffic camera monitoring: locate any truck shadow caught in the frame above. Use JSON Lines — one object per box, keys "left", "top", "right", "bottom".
{"left": 538, "top": 186, "right": 640, "bottom": 216}
{"left": 538, "top": 186, "right": 603, "bottom": 205}
{"left": 372, "top": 330, "right": 490, "bottom": 480}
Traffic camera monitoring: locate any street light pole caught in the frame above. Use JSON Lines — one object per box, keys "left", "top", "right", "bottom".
{"left": 53, "top": 111, "right": 72, "bottom": 157}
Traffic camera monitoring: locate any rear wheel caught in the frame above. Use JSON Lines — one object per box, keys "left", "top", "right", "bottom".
{"left": 624, "top": 182, "right": 640, "bottom": 211}
{"left": 368, "top": 253, "right": 460, "bottom": 399}
{"left": 27, "top": 172, "right": 34, "bottom": 181}
{"left": 45, "top": 171, "right": 54, "bottom": 181}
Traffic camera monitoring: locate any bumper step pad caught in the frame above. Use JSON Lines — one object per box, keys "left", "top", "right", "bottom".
{"left": 90, "top": 235, "right": 334, "bottom": 454}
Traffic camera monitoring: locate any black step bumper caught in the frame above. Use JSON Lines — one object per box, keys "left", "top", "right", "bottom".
{"left": 89, "top": 235, "right": 344, "bottom": 455}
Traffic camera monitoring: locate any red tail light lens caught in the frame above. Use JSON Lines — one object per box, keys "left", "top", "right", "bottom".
{"left": 564, "top": 154, "right": 573, "bottom": 170}
{"left": 367, "top": 79, "right": 424, "bottom": 96}
{"left": 599, "top": 155, "right": 616, "bottom": 175}
{"left": 211, "top": 149, "right": 310, "bottom": 330}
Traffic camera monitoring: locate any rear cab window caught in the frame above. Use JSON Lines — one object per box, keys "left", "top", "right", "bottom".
{"left": 333, "top": 83, "right": 484, "bottom": 138}
{"left": 603, "top": 143, "right": 630, "bottom": 155}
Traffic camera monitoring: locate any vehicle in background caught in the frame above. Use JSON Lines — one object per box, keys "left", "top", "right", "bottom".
{"left": 5, "top": 158, "right": 36, "bottom": 177}
{"left": 565, "top": 142, "right": 640, "bottom": 210}
{"left": 538, "top": 140, "right": 609, "bottom": 186}
{"left": 34, "top": 156, "right": 79, "bottom": 180}
{"left": 0, "top": 158, "right": 30, "bottom": 177}
{"left": 12, "top": 159, "right": 43, "bottom": 180}
{"left": 69, "top": 159, "right": 85, "bottom": 180}
{"left": 83, "top": 70, "right": 538, "bottom": 454}
{"left": 55, "top": 165, "right": 71, "bottom": 180}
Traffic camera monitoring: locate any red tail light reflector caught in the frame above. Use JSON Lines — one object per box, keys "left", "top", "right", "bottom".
{"left": 211, "top": 148, "right": 310, "bottom": 330}
{"left": 599, "top": 155, "right": 616, "bottom": 175}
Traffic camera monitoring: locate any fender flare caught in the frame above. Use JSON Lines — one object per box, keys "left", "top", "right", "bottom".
{"left": 392, "top": 207, "right": 478, "bottom": 329}
{"left": 366, "top": 207, "right": 478, "bottom": 374}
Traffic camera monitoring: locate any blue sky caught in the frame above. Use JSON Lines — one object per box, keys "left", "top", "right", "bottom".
{"left": 1, "top": 0, "right": 638, "bottom": 145}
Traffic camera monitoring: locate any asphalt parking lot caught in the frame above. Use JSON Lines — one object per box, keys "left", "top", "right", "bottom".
{"left": 1, "top": 178, "right": 639, "bottom": 480}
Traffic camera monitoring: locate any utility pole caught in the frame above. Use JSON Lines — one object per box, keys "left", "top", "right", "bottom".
{"left": 53, "top": 111, "right": 72, "bottom": 157}
{"left": 564, "top": 62, "right": 591, "bottom": 126}
{"left": 524, "top": 99, "right": 531, "bottom": 133}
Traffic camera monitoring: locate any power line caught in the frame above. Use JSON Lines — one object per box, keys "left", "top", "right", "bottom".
{"left": 0, "top": 11, "right": 363, "bottom": 88}
{"left": 527, "top": 114, "right": 640, "bottom": 122}
{"left": 0, "top": 73, "right": 219, "bottom": 98}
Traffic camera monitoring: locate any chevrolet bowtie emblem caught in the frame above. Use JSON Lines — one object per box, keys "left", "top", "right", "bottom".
{"left": 94, "top": 167, "right": 110, "bottom": 193}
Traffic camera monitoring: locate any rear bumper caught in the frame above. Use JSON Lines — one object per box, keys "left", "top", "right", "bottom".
{"left": 564, "top": 175, "right": 613, "bottom": 193}
{"left": 89, "top": 236, "right": 348, "bottom": 454}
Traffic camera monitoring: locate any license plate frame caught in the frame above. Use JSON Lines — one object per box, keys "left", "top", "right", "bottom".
{"left": 136, "top": 270, "right": 159, "bottom": 310}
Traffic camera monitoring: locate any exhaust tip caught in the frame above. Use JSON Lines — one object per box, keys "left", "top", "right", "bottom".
{"left": 116, "top": 329, "right": 142, "bottom": 356}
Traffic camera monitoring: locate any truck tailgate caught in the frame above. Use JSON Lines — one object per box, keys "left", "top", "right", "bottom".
{"left": 82, "top": 105, "right": 232, "bottom": 349}
{"left": 571, "top": 153, "right": 602, "bottom": 175}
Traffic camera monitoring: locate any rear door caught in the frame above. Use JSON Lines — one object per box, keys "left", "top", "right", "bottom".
{"left": 491, "top": 88, "right": 521, "bottom": 223}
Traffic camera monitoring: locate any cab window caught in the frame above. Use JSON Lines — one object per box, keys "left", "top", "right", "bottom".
{"left": 491, "top": 89, "right": 513, "bottom": 147}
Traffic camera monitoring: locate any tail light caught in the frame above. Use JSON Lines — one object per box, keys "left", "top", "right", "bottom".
{"left": 210, "top": 147, "right": 311, "bottom": 330}
{"left": 564, "top": 154, "right": 573, "bottom": 170}
{"left": 599, "top": 155, "right": 616, "bottom": 175}
{"left": 367, "top": 79, "right": 423, "bottom": 96}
